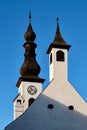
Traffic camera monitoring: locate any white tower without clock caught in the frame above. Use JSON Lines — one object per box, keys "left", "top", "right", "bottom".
{"left": 47, "top": 18, "right": 71, "bottom": 82}
{"left": 13, "top": 14, "right": 45, "bottom": 119}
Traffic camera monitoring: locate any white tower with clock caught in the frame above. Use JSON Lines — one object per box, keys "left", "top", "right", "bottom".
{"left": 13, "top": 14, "right": 44, "bottom": 119}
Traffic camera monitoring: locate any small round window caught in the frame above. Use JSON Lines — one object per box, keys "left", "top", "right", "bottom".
{"left": 48, "top": 104, "right": 54, "bottom": 109}
{"left": 68, "top": 105, "right": 74, "bottom": 110}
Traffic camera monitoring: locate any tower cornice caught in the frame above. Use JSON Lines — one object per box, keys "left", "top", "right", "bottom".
{"left": 16, "top": 77, "right": 45, "bottom": 88}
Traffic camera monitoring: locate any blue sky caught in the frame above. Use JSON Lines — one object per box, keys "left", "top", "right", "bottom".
{"left": 0, "top": 0, "right": 87, "bottom": 129}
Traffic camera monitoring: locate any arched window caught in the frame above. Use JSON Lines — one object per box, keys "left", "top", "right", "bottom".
{"left": 28, "top": 98, "right": 35, "bottom": 107}
{"left": 56, "top": 50, "right": 64, "bottom": 62}
{"left": 17, "top": 99, "right": 21, "bottom": 105}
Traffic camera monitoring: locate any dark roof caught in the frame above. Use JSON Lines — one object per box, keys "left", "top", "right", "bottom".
{"left": 16, "top": 76, "right": 45, "bottom": 88}
{"left": 47, "top": 19, "right": 71, "bottom": 54}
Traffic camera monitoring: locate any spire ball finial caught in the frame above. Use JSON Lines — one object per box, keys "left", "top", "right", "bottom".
{"left": 29, "top": 10, "right": 32, "bottom": 23}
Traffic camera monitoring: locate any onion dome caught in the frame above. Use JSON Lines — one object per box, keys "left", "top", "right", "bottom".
{"left": 20, "top": 42, "right": 41, "bottom": 77}
{"left": 20, "top": 12, "right": 41, "bottom": 78}
{"left": 24, "top": 23, "right": 36, "bottom": 41}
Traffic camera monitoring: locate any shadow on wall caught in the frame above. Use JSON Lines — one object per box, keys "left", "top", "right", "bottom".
{"left": 5, "top": 94, "right": 87, "bottom": 130}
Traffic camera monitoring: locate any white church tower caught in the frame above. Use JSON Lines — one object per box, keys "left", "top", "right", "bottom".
{"left": 45, "top": 18, "right": 87, "bottom": 115}
{"left": 47, "top": 18, "right": 71, "bottom": 82}
{"left": 13, "top": 13, "right": 44, "bottom": 119}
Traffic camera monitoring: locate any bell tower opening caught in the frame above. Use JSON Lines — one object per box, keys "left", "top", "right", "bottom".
{"left": 28, "top": 98, "right": 35, "bottom": 107}
{"left": 56, "top": 50, "right": 64, "bottom": 62}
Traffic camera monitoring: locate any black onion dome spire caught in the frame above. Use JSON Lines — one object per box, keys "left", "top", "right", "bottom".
{"left": 20, "top": 12, "right": 41, "bottom": 78}
{"left": 47, "top": 17, "right": 71, "bottom": 54}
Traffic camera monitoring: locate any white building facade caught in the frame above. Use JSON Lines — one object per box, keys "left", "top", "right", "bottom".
{"left": 5, "top": 17, "right": 87, "bottom": 130}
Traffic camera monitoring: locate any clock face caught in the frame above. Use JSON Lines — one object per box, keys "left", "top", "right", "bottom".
{"left": 27, "top": 85, "right": 37, "bottom": 95}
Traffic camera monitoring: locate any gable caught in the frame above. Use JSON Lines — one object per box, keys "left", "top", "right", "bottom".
{"left": 42, "top": 79, "right": 87, "bottom": 115}
{"left": 5, "top": 93, "right": 87, "bottom": 130}
{"left": 13, "top": 93, "right": 25, "bottom": 102}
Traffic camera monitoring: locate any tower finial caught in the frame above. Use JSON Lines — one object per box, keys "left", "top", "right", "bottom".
{"left": 24, "top": 10, "right": 36, "bottom": 41}
{"left": 29, "top": 10, "right": 31, "bottom": 24}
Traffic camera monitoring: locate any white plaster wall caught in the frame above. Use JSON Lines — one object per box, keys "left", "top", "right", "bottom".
{"left": 14, "top": 106, "right": 24, "bottom": 120}
{"left": 49, "top": 48, "right": 68, "bottom": 81}
{"left": 14, "top": 81, "right": 42, "bottom": 119}
{"left": 19, "top": 81, "right": 42, "bottom": 111}
{"left": 49, "top": 49, "right": 54, "bottom": 81}
{"left": 6, "top": 85, "right": 87, "bottom": 130}
{"left": 43, "top": 79, "right": 87, "bottom": 115}
{"left": 14, "top": 95, "right": 24, "bottom": 119}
